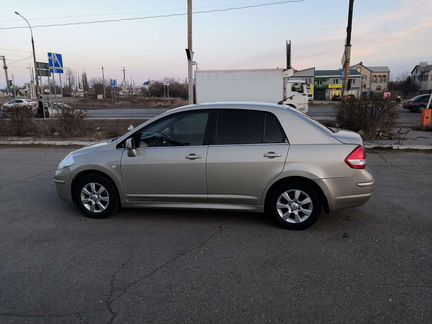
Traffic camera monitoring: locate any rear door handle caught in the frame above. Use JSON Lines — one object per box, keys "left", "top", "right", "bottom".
{"left": 185, "top": 153, "right": 202, "bottom": 160}
{"left": 263, "top": 152, "right": 282, "bottom": 158}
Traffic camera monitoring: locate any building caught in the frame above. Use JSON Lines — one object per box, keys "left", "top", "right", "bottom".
{"left": 314, "top": 69, "right": 362, "bottom": 100}
{"left": 351, "top": 62, "right": 390, "bottom": 93}
{"left": 411, "top": 62, "right": 432, "bottom": 91}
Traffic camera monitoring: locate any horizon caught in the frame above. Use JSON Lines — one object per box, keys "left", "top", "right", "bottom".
{"left": 0, "top": 0, "right": 431, "bottom": 88}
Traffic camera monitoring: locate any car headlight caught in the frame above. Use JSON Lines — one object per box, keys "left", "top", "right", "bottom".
{"left": 58, "top": 155, "right": 75, "bottom": 169}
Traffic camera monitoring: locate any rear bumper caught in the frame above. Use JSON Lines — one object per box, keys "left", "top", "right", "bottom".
{"left": 319, "top": 169, "right": 374, "bottom": 211}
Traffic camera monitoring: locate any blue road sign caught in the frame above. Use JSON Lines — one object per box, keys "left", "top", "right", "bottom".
{"left": 340, "top": 69, "right": 345, "bottom": 81}
{"left": 48, "top": 52, "right": 64, "bottom": 74}
{"left": 111, "top": 79, "right": 117, "bottom": 89}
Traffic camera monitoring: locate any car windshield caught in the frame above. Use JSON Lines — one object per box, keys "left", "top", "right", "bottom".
{"left": 413, "top": 95, "right": 429, "bottom": 102}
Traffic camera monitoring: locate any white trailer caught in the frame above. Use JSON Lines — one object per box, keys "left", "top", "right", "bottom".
{"left": 195, "top": 69, "right": 309, "bottom": 113}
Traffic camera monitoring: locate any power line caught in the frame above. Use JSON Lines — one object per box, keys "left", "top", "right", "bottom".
{"left": 0, "top": 0, "right": 304, "bottom": 30}
{"left": 0, "top": 1, "right": 291, "bottom": 23}
{"left": 8, "top": 56, "right": 34, "bottom": 65}
{"left": 0, "top": 47, "right": 32, "bottom": 53}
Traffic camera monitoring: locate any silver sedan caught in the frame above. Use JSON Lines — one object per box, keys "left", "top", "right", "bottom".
{"left": 54, "top": 102, "right": 373, "bottom": 229}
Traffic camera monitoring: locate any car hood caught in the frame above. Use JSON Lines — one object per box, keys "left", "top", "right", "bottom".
{"left": 69, "top": 140, "right": 113, "bottom": 156}
{"left": 332, "top": 129, "right": 363, "bottom": 145}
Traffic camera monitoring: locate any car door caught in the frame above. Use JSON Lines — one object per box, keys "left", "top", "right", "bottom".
{"left": 207, "top": 109, "right": 289, "bottom": 205}
{"left": 121, "top": 110, "right": 210, "bottom": 203}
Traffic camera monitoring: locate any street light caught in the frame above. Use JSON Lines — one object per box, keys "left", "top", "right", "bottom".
{"left": 14, "top": 11, "right": 39, "bottom": 99}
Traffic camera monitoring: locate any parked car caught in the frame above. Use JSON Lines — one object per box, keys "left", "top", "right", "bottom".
{"left": 403, "top": 94, "right": 431, "bottom": 112}
{"left": 54, "top": 102, "right": 374, "bottom": 230}
{"left": 2, "top": 98, "right": 38, "bottom": 112}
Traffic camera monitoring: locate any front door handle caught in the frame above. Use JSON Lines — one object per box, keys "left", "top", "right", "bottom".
{"left": 263, "top": 152, "right": 282, "bottom": 159}
{"left": 185, "top": 153, "right": 202, "bottom": 160}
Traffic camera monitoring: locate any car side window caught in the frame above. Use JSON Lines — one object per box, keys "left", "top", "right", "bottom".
{"left": 140, "top": 111, "right": 209, "bottom": 147}
{"left": 264, "top": 113, "right": 287, "bottom": 143}
{"left": 214, "top": 110, "right": 265, "bottom": 145}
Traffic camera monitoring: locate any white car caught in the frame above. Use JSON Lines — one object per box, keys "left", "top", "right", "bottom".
{"left": 2, "top": 99, "right": 38, "bottom": 110}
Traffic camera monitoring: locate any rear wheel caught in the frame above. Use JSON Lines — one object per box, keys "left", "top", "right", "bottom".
{"left": 267, "top": 181, "right": 321, "bottom": 230}
{"left": 73, "top": 174, "right": 119, "bottom": 219}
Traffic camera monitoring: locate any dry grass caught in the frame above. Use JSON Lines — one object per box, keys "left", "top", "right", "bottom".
{"left": 0, "top": 117, "right": 144, "bottom": 140}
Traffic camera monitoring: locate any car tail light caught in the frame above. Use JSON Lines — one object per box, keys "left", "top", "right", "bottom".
{"left": 345, "top": 145, "right": 366, "bottom": 169}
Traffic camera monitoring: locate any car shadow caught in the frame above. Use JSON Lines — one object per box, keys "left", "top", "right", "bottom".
{"left": 113, "top": 206, "right": 275, "bottom": 228}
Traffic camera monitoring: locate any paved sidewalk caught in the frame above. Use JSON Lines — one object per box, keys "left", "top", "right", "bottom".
{"left": 363, "top": 129, "right": 432, "bottom": 149}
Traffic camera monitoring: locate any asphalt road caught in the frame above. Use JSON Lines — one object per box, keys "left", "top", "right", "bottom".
{"left": 85, "top": 108, "right": 169, "bottom": 119}
{"left": 84, "top": 105, "right": 420, "bottom": 127}
{"left": 0, "top": 147, "right": 431, "bottom": 324}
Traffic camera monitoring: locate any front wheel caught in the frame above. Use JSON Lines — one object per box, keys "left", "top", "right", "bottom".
{"left": 73, "top": 174, "right": 119, "bottom": 219}
{"left": 267, "top": 181, "right": 322, "bottom": 230}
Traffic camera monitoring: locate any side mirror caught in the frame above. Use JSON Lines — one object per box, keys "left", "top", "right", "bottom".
{"left": 125, "top": 138, "right": 137, "bottom": 157}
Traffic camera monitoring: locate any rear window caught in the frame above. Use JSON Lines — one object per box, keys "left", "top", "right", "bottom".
{"left": 215, "top": 110, "right": 264, "bottom": 145}
{"left": 264, "top": 113, "right": 286, "bottom": 143}
{"left": 213, "top": 110, "right": 287, "bottom": 145}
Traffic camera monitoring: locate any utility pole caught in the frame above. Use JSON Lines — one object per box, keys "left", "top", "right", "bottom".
{"left": 15, "top": 12, "right": 40, "bottom": 99}
{"left": 26, "top": 64, "right": 35, "bottom": 99}
{"left": 342, "top": 0, "right": 354, "bottom": 96}
{"left": 186, "top": 0, "right": 194, "bottom": 104}
{"left": 101, "top": 65, "right": 106, "bottom": 99}
{"left": 121, "top": 66, "right": 126, "bottom": 89}
{"left": 286, "top": 40, "right": 292, "bottom": 70}
{"left": 1, "top": 55, "right": 10, "bottom": 94}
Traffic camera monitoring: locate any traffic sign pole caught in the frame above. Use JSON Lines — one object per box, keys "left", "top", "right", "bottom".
{"left": 59, "top": 73, "right": 64, "bottom": 99}
{"left": 52, "top": 72, "right": 57, "bottom": 99}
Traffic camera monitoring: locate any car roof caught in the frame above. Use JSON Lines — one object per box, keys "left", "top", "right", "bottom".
{"left": 169, "top": 101, "right": 289, "bottom": 113}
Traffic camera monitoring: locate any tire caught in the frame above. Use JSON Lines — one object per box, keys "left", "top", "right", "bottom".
{"left": 266, "top": 181, "right": 322, "bottom": 230}
{"left": 73, "top": 174, "right": 119, "bottom": 219}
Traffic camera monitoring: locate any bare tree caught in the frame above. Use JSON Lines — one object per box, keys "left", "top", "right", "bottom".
{"left": 90, "top": 78, "right": 111, "bottom": 98}
{"left": 65, "top": 68, "right": 76, "bottom": 89}
{"left": 82, "top": 72, "right": 89, "bottom": 95}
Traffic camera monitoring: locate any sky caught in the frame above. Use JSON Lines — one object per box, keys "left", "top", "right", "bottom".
{"left": 0, "top": 0, "right": 431, "bottom": 88}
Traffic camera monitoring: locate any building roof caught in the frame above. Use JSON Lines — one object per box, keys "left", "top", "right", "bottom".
{"left": 411, "top": 64, "right": 432, "bottom": 74}
{"left": 351, "top": 62, "right": 390, "bottom": 73}
{"left": 368, "top": 66, "right": 390, "bottom": 73}
{"left": 315, "top": 69, "right": 362, "bottom": 77}
{"left": 293, "top": 67, "right": 315, "bottom": 77}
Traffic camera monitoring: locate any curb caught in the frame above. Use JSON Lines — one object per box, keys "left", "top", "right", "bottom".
{"left": 0, "top": 140, "right": 431, "bottom": 150}
{"left": 0, "top": 140, "right": 95, "bottom": 146}
{"left": 364, "top": 144, "right": 432, "bottom": 150}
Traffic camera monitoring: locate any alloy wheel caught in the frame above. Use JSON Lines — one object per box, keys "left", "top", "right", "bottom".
{"left": 276, "top": 189, "right": 313, "bottom": 224}
{"left": 80, "top": 182, "right": 110, "bottom": 213}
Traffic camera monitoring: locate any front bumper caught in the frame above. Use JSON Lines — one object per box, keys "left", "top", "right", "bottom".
{"left": 54, "top": 168, "right": 73, "bottom": 202}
